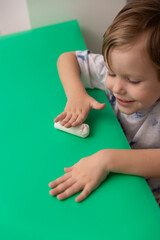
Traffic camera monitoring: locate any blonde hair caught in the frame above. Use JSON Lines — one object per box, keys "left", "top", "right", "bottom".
{"left": 102, "top": 0, "right": 160, "bottom": 77}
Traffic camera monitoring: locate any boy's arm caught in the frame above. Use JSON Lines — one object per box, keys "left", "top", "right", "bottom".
{"left": 108, "top": 148, "right": 160, "bottom": 178}
{"left": 57, "top": 52, "right": 86, "bottom": 99}
{"left": 54, "top": 52, "right": 106, "bottom": 128}
{"left": 49, "top": 148, "right": 160, "bottom": 202}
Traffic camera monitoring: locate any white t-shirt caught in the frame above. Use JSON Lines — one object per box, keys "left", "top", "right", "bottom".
{"left": 76, "top": 50, "right": 160, "bottom": 206}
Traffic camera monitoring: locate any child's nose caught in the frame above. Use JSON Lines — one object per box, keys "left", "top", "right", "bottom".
{"left": 112, "top": 77, "right": 126, "bottom": 95}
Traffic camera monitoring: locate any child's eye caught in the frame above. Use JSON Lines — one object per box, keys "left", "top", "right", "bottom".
{"left": 108, "top": 72, "right": 116, "bottom": 77}
{"left": 128, "top": 78, "right": 141, "bottom": 84}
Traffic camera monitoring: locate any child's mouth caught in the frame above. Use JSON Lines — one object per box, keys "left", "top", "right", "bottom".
{"left": 116, "top": 98, "right": 135, "bottom": 106}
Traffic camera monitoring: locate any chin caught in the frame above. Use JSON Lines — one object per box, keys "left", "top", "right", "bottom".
{"left": 118, "top": 106, "right": 137, "bottom": 115}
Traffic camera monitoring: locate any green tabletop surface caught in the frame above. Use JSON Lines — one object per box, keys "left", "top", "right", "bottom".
{"left": 0, "top": 20, "right": 160, "bottom": 240}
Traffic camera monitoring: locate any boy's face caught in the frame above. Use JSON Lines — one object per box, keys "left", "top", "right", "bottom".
{"left": 105, "top": 34, "right": 160, "bottom": 115}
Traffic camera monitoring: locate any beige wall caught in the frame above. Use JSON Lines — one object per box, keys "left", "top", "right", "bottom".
{"left": 0, "top": 0, "right": 126, "bottom": 53}
{"left": 27, "top": 0, "right": 126, "bottom": 53}
{"left": 0, "top": 0, "right": 30, "bottom": 36}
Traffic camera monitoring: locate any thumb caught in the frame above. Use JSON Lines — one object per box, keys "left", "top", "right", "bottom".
{"left": 64, "top": 167, "right": 73, "bottom": 172}
{"left": 91, "top": 100, "right": 106, "bottom": 110}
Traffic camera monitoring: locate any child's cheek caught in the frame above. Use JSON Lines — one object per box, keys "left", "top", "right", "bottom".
{"left": 106, "top": 76, "right": 112, "bottom": 92}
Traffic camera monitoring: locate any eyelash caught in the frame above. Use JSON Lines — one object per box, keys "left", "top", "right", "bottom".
{"left": 108, "top": 73, "right": 141, "bottom": 84}
{"left": 108, "top": 73, "right": 116, "bottom": 77}
{"left": 129, "top": 80, "right": 141, "bottom": 85}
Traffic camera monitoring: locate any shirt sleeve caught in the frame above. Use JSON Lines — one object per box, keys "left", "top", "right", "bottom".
{"left": 76, "top": 50, "right": 108, "bottom": 92}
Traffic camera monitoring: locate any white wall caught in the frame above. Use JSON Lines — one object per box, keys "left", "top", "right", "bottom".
{"left": 0, "top": 0, "right": 30, "bottom": 36}
{"left": 27, "top": 0, "right": 126, "bottom": 53}
{"left": 0, "top": 0, "right": 126, "bottom": 53}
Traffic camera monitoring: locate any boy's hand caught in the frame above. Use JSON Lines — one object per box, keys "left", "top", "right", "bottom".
{"left": 54, "top": 94, "right": 106, "bottom": 128}
{"left": 49, "top": 150, "right": 109, "bottom": 202}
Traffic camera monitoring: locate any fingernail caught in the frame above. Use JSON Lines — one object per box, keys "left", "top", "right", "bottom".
{"left": 57, "top": 195, "right": 62, "bottom": 200}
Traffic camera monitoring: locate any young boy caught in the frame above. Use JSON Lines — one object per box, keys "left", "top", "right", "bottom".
{"left": 49, "top": 0, "right": 160, "bottom": 206}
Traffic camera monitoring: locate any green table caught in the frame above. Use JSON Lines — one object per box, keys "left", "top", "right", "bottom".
{"left": 0, "top": 20, "right": 160, "bottom": 240}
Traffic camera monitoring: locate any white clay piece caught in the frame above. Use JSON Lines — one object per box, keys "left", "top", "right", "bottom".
{"left": 54, "top": 121, "right": 90, "bottom": 138}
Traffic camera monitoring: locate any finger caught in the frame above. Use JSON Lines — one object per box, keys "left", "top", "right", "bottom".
{"left": 64, "top": 167, "right": 74, "bottom": 172}
{"left": 54, "top": 112, "right": 67, "bottom": 122}
{"left": 49, "top": 177, "right": 76, "bottom": 196}
{"left": 57, "top": 182, "right": 84, "bottom": 200}
{"left": 64, "top": 114, "right": 78, "bottom": 128}
{"left": 61, "top": 113, "right": 72, "bottom": 126}
{"left": 49, "top": 172, "right": 71, "bottom": 188}
{"left": 91, "top": 100, "right": 106, "bottom": 110}
{"left": 75, "top": 184, "right": 92, "bottom": 202}
{"left": 71, "top": 114, "right": 86, "bottom": 127}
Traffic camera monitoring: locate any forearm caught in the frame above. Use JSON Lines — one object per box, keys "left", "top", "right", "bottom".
{"left": 57, "top": 52, "right": 87, "bottom": 99}
{"left": 103, "top": 149, "right": 160, "bottom": 178}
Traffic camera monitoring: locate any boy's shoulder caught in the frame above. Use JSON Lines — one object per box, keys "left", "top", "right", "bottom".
{"left": 76, "top": 50, "right": 105, "bottom": 64}
{"left": 149, "top": 100, "right": 160, "bottom": 120}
